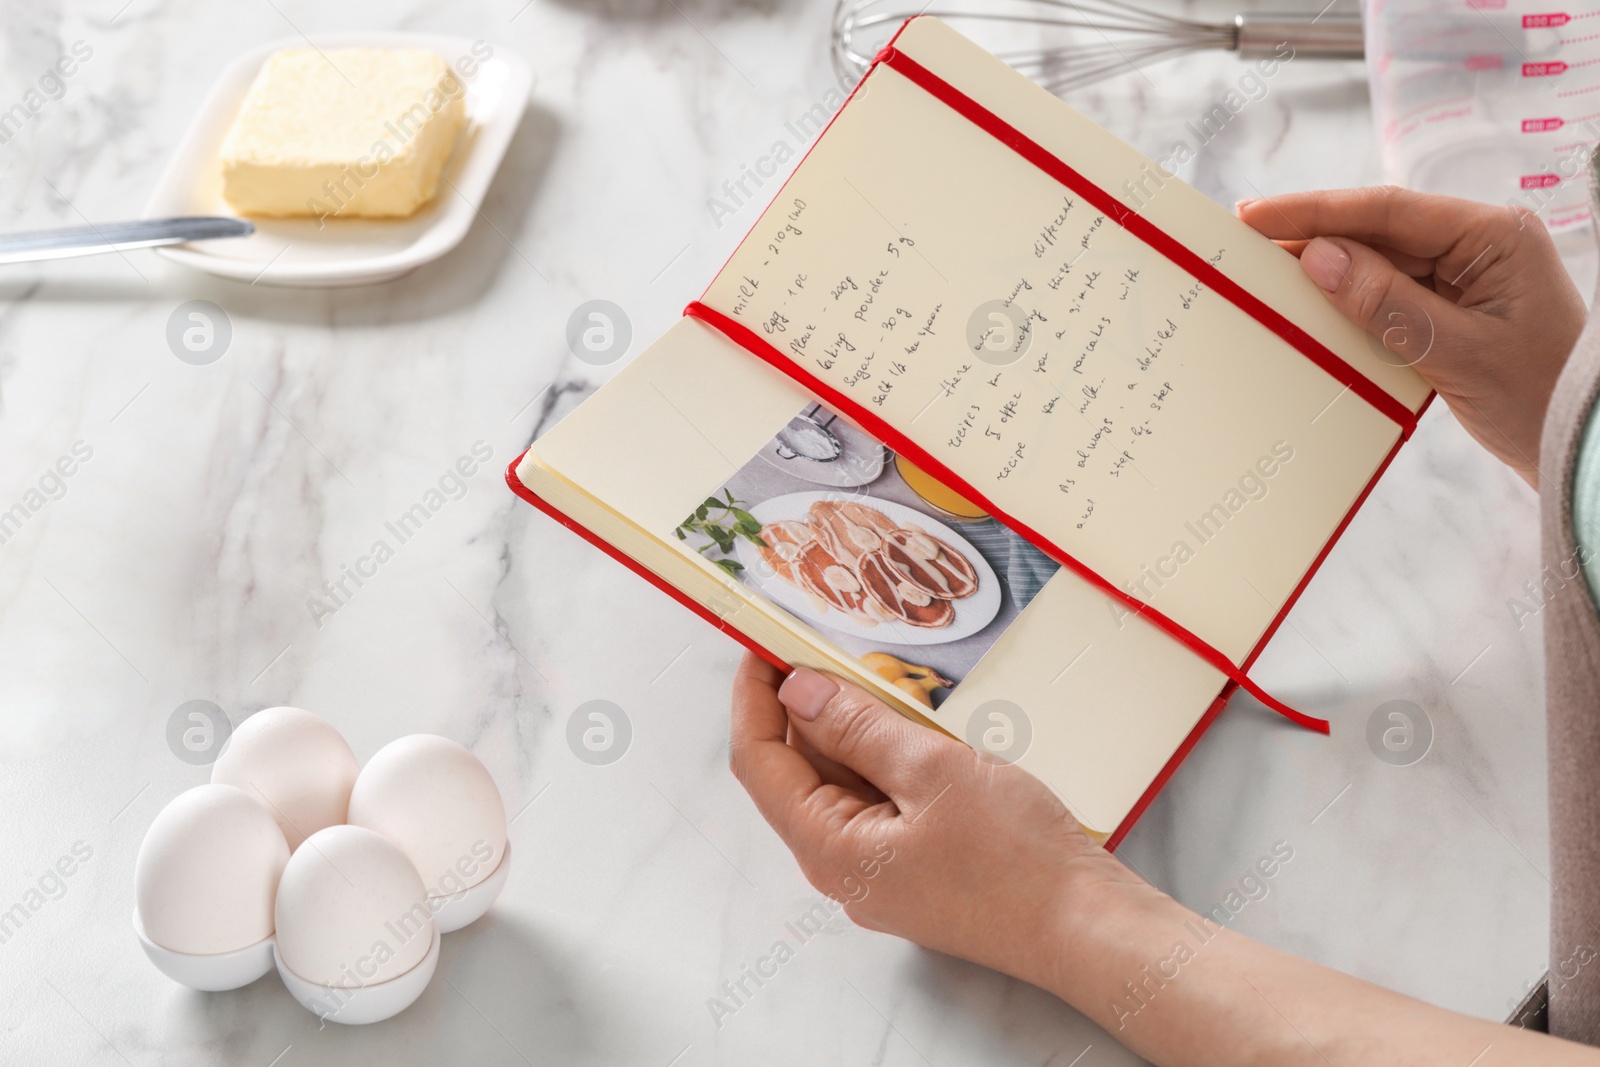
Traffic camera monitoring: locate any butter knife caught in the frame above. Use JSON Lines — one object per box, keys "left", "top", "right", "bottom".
{"left": 0, "top": 216, "right": 255, "bottom": 265}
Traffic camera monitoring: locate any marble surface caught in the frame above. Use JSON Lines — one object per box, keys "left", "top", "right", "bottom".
{"left": 0, "top": 0, "right": 1566, "bottom": 1063}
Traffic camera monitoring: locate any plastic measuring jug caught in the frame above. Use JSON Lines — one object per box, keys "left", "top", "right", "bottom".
{"left": 1366, "top": 0, "right": 1600, "bottom": 231}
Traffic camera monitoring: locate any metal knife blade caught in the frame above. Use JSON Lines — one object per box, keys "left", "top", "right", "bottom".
{"left": 0, "top": 216, "right": 255, "bottom": 265}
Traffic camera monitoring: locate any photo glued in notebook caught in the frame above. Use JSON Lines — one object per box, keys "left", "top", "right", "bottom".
{"left": 509, "top": 16, "right": 1431, "bottom": 843}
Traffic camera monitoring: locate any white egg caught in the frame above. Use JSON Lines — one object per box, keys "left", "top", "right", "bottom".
{"left": 347, "top": 734, "right": 507, "bottom": 897}
{"left": 274, "top": 825, "right": 433, "bottom": 988}
{"left": 212, "top": 706, "right": 359, "bottom": 850}
{"left": 135, "top": 784, "right": 289, "bottom": 956}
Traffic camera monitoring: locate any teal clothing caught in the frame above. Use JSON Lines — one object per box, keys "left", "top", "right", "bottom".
{"left": 1576, "top": 403, "right": 1600, "bottom": 604}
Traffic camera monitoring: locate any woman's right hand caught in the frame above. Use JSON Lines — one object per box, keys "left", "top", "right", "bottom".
{"left": 1238, "top": 187, "right": 1587, "bottom": 487}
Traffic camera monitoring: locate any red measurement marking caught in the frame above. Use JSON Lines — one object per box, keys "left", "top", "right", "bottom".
{"left": 1389, "top": 95, "right": 1473, "bottom": 126}
{"left": 1466, "top": 53, "right": 1504, "bottom": 69}
{"left": 1561, "top": 31, "right": 1600, "bottom": 42}
{"left": 1522, "top": 173, "right": 1564, "bottom": 188}
{"left": 1526, "top": 12, "right": 1571, "bottom": 26}
{"left": 1425, "top": 104, "right": 1473, "bottom": 124}
{"left": 1469, "top": 0, "right": 1506, "bottom": 8}
{"left": 1526, "top": 61, "right": 1570, "bottom": 75}
{"left": 1524, "top": 116, "right": 1566, "bottom": 131}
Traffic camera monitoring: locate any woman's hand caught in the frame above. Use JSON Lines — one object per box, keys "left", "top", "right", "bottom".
{"left": 728, "top": 655, "right": 1146, "bottom": 993}
{"left": 1238, "top": 187, "right": 1586, "bottom": 487}
{"left": 729, "top": 653, "right": 1600, "bottom": 1065}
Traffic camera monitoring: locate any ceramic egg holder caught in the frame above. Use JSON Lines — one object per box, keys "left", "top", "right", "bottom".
{"left": 133, "top": 709, "right": 511, "bottom": 1025}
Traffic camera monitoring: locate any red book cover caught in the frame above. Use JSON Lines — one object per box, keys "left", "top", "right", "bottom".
{"left": 506, "top": 16, "right": 1433, "bottom": 849}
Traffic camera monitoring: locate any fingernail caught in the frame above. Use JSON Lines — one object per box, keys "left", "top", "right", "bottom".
{"left": 1234, "top": 197, "right": 1258, "bottom": 214}
{"left": 1301, "top": 237, "right": 1351, "bottom": 292}
{"left": 778, "top": 668, "right": 838, "bottom": 721}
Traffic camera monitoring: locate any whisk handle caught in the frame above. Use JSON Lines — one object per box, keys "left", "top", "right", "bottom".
{"left": 1234, "top": 13, "right": 1365, "bottom": 60}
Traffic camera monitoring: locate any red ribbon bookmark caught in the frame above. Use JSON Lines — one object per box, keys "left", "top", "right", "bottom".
{"left": 683, "top": 301, "right": 1331, "bottom": 735}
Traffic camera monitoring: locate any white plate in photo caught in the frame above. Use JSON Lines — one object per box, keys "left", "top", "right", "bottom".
{"left": 735, "top": 492, "right": 1001, "bottom": 646}
{"left": 143, "top": 33, "right": 532, "bottom": 287}
{"left": 751, "top": 408, "right": 886, "bottom": 488}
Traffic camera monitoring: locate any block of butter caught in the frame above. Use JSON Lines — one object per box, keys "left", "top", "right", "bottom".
{"left": 219, "top": 48, "right": 467, "bottom": 220}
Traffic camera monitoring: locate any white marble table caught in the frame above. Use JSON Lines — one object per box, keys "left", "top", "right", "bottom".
{"left": 0, "top": 1, "right": 1562, "bottom": 1063}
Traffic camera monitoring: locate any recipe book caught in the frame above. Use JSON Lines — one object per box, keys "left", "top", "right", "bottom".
{"left": 508, "top": 16, "right": 1431, "bottom": 845}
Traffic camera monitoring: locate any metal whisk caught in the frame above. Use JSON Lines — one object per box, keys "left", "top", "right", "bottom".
{"left": 831, "top": 0, "right": 1364, "bottom": 94}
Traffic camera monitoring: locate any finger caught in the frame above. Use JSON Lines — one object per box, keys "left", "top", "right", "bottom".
{"left": 1298, "top": 235, "right": 1463, "bottom": 363}
{"left": 730, "top": 654, "right": 823, "bottom": 840}
{"left": 1276, "top": 236, "right": 1437, "bottom": 281}
{"left": 788, "top": 721, "right": 890, "bottom": 804}
{"left": 1370, "top": 242, "right": 1437, "bottom": 279}
{"left": 777, "top": 668, "right": 966, "bottom": 811}
{"left": 731, "top": 655, "right": 890, "bottom": 852}
{"left": 1238, "top": 186, "right": 1503, "bottom": 260}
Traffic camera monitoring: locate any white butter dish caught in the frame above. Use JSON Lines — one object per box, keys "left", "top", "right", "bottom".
{"left": 143, "top": 33, "right": 532, "bottom": 287}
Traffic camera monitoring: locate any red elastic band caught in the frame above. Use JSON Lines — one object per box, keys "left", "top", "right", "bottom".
{"left": 876, "top": 46, "right": 1418, "bottom": 440}
{"left": 683, "top": 300, "right": 1330, "bottom": 735}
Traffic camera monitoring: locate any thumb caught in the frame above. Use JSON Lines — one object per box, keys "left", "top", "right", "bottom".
{"left": 1298, "top": 235, "right": 1457, "bottom": 367}
{"left": 778, "top": 668, "right": 964, "bottom": 811}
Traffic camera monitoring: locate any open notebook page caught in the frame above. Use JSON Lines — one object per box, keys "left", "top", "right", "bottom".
{"left": 524, "top": 318, "right": 1231, "bottom": 835}
{"left": 700, "top": 16, "right": 1427, "bottom": 664}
